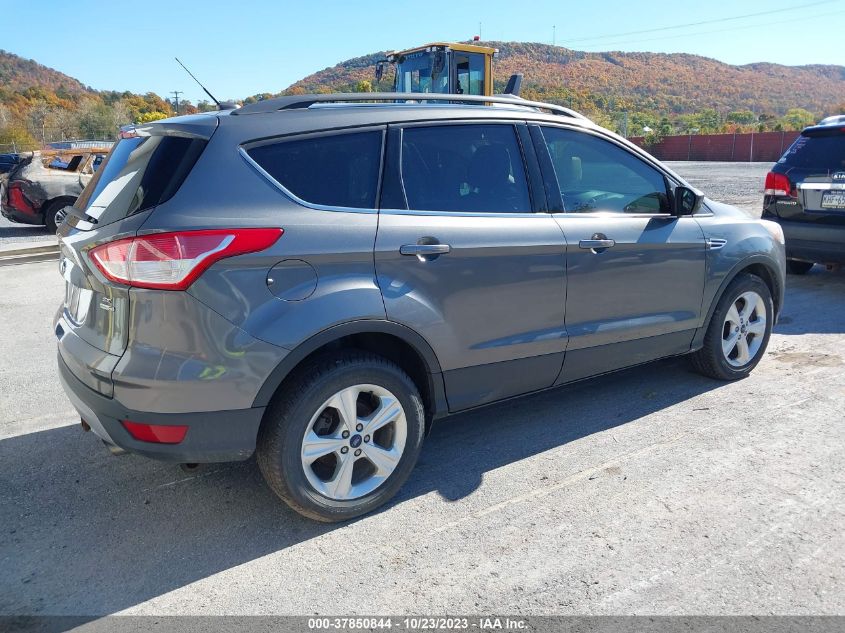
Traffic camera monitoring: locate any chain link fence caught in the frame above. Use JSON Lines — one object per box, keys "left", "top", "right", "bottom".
{"left": 1, "top": 128, "right": 116, "bottom": 154}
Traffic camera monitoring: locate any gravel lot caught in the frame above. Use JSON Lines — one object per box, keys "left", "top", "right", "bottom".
{"left": 668, "top": 161, "right": 771, "bottom": 218}
{"left": 1, "top": 162, "right": 842, "bottom": 618}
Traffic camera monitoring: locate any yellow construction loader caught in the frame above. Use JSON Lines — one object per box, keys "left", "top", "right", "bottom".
{"left": 375, "top": 41, "right": 522, "bottom": 97}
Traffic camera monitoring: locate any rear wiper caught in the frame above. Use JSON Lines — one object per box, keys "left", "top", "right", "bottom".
{"left": 64, "top": 206, "right": 98, "bottom": 225}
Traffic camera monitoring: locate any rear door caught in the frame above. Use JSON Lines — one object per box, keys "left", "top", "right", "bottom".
{"left": 375, "top": 121, "right": 568, "bottom": 411}
{"left": 531, "top": 124, "right": 706, "bottom": 383}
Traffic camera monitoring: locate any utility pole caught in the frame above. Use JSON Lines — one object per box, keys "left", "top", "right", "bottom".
{"left": 171, "top": 90, "right": 182, "bottom": 116}
{"left": 553, "top": 25, "right": 556, "bottom": 47}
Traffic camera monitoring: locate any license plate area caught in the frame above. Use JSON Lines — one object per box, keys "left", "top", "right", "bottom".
{"left": 820, "top": 191, "right": 845, "bottom": 211}
{"left": 62, "top": 257, "right": 93, "bottom": 326}
{"left": 64, "top": 282, "right": 93, "bottom": 325}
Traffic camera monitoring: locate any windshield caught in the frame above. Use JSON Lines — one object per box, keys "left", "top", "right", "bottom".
{"left": 395, "top": 51, "right": 449, "bottom": 93}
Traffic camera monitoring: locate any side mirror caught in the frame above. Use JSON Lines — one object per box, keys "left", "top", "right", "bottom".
{"left": 504, "top": 73, "right": 523, "bottom": 96}
{"left": 674, "top": 185, "right": 704, "bottom": 216}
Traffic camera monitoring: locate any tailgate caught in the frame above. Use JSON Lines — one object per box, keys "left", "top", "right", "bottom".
{"left": 55, "top": 116, "right": 216, "bottom": 365}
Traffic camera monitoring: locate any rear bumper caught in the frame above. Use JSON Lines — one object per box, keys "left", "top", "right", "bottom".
{"left": 771, "top": 218, "right": 845, "bottom": 264}
{"left": 58, "top": 353, "right": 265, "bottom": 462}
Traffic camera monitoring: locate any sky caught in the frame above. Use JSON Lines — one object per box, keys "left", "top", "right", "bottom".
{"left": 2, "top": 0, "right": 844, "bottom": 104}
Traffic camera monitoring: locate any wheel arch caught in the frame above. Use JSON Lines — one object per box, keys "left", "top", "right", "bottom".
{"left": 692, "top": 255, "right": 783, "bottom": 350}
{"left": 43, "top": 195, "right": 77, "bottom": 223}
{"left": 44, "top": 194, "right": 77, "bottom": 212}
{"left": 252, "top": 320, "right": 448, "bottom": 425}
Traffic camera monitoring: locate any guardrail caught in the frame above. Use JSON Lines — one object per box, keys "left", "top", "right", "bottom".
{"left": 0, "top": 239, "right": 60, "bottom": 267}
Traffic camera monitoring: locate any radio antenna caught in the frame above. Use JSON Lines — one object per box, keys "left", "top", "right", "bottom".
{"left": 175, "top": 57, "right": 221, "bottom": 107}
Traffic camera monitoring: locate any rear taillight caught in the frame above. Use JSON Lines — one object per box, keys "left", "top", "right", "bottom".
{"left": 88, "top": 228, "right": 282, "bottom": 290}
{"left": 7, "top": 182, "right": 34, "bottom": 212}
{"left": 764, "top": 172, "right": 794, "bottom": 197}
{"left": 122, "top": 420, "right": 188, "bottom": 444}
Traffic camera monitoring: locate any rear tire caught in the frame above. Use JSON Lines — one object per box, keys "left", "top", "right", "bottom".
{"left": 786, "top": 259, "right": 814, "bottom": 275}
{"left": 257, "top": 350, "right": 425, "bottom": 522}
{"left": 43, "top": 199, "right": 70, "bottom": 233}
{"left": 690, "top": 273, "right": 773, "bottom": 381}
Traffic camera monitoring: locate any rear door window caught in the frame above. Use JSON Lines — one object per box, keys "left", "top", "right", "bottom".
{"left": 400, "top": 124, "right": 531, "bottom": 213}
{"left": 75, "top": 135, "right": 206, "bottom": 227}
{"left": 246, "top": 130, "right": 384, "bottom": 209}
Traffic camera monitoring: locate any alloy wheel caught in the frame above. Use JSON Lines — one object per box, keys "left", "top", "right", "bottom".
{"left": 722, "top": 291, "right": 767, "bottom": 368}
{"left": 300, "top": 384, "right": 407, "bottom": 501}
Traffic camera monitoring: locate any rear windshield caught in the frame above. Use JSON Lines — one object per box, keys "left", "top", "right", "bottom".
{"left": 74, "top": 135, "right": 206, "bottom": 225}
{"left": 778, "top": 132, "right": 845, "bottom": 173}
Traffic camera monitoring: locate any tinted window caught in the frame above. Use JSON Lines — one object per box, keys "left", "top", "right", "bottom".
{"left": 401, "top": 124, "right": 531, "bottom": 213}
{"left": 248, "top": 131, "right": 383, "bottom": 209}
{"left": 75, "top": 135, "right": 206, "bottom": 226}
{"left": 540, "top": 127, "right": 669, "bottom": 214}
{"left": 778, "top": 132, "right": 845, "bottom": 173}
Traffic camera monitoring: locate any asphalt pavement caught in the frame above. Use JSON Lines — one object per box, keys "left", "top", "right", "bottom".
{"left": 0, "top": 163, "right": 843, "bottom": 617}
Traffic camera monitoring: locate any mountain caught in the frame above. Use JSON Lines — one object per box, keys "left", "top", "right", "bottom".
{"left": 0, "top": 51, "right": 198, "bottom": 150}
{"left": 0, "top": 50, "right": 94, "bottom": 97}
{"left": 2, "top": 44, "right": 843, "bottom": 151}
{"left": 284, "top": 42, "right": 845, "bottom": 118}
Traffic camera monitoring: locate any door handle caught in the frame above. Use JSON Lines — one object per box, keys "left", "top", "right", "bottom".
{"left": 400, "top": 243, "right": 451, "bottom": 256}
{"left": 578, "top": 239, "right": 616, "bottom": 250}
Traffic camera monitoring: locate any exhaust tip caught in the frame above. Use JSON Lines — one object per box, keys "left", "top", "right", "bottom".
{"left": 102, "top": 439, "right": 127, "bottom": 456}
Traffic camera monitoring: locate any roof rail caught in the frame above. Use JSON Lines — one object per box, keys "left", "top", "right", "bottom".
{"left": 233, "top": 92, "right": 589, "bottom": 120}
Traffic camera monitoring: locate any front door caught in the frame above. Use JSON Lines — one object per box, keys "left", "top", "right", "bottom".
{"left": 532, "top": 124, "right": 706, "bottom": 383}
{"left": 375, "top": 122, "right": 568, "bottom": 411}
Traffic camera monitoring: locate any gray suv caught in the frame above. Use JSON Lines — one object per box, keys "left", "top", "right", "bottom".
{"left": 55, "top": 93, "right": 786, "bottom": 522}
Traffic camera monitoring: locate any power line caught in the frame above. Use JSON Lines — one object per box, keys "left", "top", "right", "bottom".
{"left": 561, "top": 0, "right": 842, "bottom": 45}
{"left": 579, "top": 8, "right": 845, "bottom": 50}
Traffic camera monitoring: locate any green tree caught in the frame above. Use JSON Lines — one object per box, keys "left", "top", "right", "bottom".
{"left": 697, "top": 108, "right": 720, "bottom": 133}
{"left": 0, "top": 124, "right": 38, "bottom": 151}
{"left": 354, "top": 80, "right": 373, "bottom": 93}
{"left": 136, "top": 111, "right": 168, "bottom": 124}
{"left": 77, "top": 99, "right": 116, "bottom": 139}
{"left": 781, "top": 108, "right": 816, "bottom": 130}
{"left": 726, "top": 110, "right": 756, "bottom": 125}
{"left": 657, "top": 117, "right": 674, "bottom": 136}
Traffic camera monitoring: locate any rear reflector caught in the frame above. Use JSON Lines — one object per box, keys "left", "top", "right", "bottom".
{"left": 89, "top": 228, "right": 282, "bottom": 290}
{"left": 764, "top": 171, "right": 794, "bottom": 197}
{"left": 122, "top": 420, "right": 189, "bottom": 444}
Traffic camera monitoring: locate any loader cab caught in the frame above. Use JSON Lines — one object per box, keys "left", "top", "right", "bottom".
{"left": 383, "top": 43, "right": 497, "bottom": 97}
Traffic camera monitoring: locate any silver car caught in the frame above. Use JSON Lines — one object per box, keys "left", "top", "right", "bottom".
{"left": 55, "top": 93, "right": 786, "bottom": 522}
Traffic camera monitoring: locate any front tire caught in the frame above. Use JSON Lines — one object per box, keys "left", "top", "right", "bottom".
{"left": 690, "top": 273, "right": 773, "bottom": 381}
{"left": 257, "top": 351, "right": 425, "bottom": 522}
